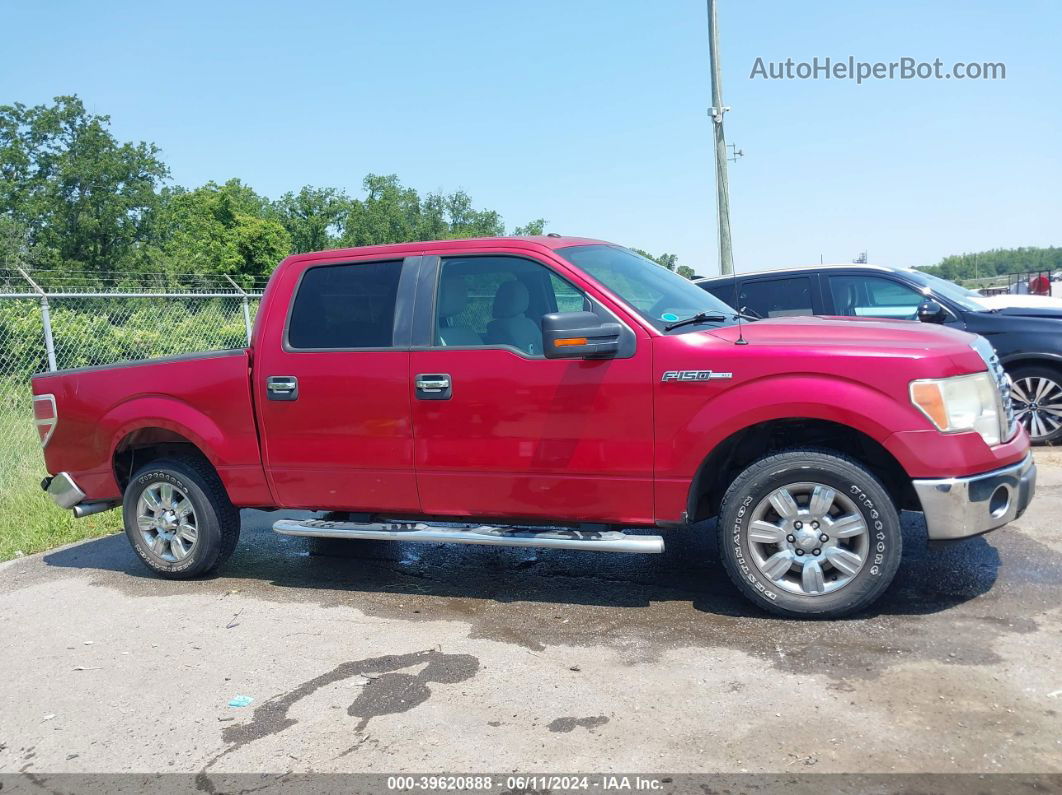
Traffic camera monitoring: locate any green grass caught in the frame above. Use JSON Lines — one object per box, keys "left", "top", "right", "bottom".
{"left": 0, "top": 393, "right": 121, "bottom": 561}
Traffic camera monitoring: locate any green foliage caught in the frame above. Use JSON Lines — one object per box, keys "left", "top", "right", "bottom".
{"left": 0, "top": 391, "right": 120, "bottom": 561}
{"left": 150, "top": 179, "right": 291, "bottom": 281}
{"left": 274, "top": 186, "right": 349, "bottom": 253}
{"left": 916, "top": 247, "right": 1062, "bottom": 282}
{"left": 0, "top": 96, "right": 169, "bottom": 275}
{"left": 513, "top": 218, "right": 548, "bottom": 236}
{"left": 631, "top": 248, "right": 697, "bottom": 280}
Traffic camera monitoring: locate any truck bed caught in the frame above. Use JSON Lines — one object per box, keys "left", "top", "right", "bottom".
{"left": 31, "top": 349, "right": 271, "bottom": 506}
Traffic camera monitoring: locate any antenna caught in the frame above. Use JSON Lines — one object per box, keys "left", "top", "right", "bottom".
{"left": 732, "top": 273, "right": 748, "bottom": 345}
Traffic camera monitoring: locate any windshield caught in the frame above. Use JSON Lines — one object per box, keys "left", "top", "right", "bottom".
{"left": 906, "top": 269, "right": 987, "bottom": 312}
{"left": 558, "top": 244, "right": 736, "bottom": 331}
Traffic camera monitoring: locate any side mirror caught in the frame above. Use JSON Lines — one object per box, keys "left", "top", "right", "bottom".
{"left": 542, "top": 311, "right": 622, "bottom": 359}
{"left": 917, "top": 299, "right": 947, "bottom": 324}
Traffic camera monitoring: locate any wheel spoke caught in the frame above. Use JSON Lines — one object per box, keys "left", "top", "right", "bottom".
{"left": 1041, "top": 413, "right": 1062, "bottom": 432}
{"left": 808, "top": 485, "right": 835, "bottom": 518}
{"left": 1035, "top": 378, "right": 1052, "bottom": 402}
{"left": 768, "top": 488, "right": 800, "bottom": 519}
{"left": 177, "top": 523, "right": 198, "bottom": 544}
{"left": 142, "top": 487, "right": 161, "bottom": 512}
{"left": 174, "top": 498, "right": 193, "bottom": 521}
{"left": 801, "top": 560, "right": 826, "bottom": 595}
{"left": 171, "top": 536, "right": 188, "bottom": 559}
{"left": 151, "top": 535, "right": 167, "bottom": 557}
{"left": 760, "top": 550, "right": 795, "bottom": 580}
{"left": 825, "top": 513, "right": 866, "bottom": 538}
{"left": 748, "top": 520, "right": 786, "bottom": 545}
{"left": 159, "top": 483, "right": 174, "bottom": 509}
{"left": 1011, "top": 380, "right": 1029, "bottom": 403}
{"left": 1031, "top": 412, "right": 1047, "bottom": 439}
{"left": 137, "top": 515, "right": 156, "bottom": 530}
{"left": 825, "top": 546, "right": 863, "bottom": 576}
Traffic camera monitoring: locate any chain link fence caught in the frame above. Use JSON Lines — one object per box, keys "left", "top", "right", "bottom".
{"left": 0, "top": 268, "right": 262, "bottom": 411}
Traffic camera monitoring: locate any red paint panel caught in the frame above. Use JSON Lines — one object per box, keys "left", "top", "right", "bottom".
{"left": 410, "top": 349, "right": 654, "bottom": 524}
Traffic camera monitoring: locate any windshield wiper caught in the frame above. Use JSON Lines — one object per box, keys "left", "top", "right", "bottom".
{"left": 664, "top": 312, "right": 728, "bottom": 331}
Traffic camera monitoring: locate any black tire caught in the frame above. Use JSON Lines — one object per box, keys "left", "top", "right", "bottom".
{"left": 717, "top": 449, "right": 902, "bottom": 619}
{"left": 122, "top": 456, "right": 241, "bottom": 579}
{"left": 1008, "top": 364, "right": 1062, "bottom": 444}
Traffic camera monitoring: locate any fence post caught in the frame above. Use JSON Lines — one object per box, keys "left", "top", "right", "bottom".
{"left": 17, "top": 266, "right": 57, "bottom": 371}
{"left": 224, "top": 275, "right": 253, "bottom": 345}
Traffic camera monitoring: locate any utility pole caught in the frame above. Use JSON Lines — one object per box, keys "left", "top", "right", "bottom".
{"left": 707, "top": 0, "right": 734, "bottom": 275}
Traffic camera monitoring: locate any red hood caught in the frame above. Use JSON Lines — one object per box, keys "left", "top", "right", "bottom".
{"left": 706, "top": 315, "right": 977, "bottom": 353}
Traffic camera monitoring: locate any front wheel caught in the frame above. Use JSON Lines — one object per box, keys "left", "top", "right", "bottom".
{"left": 717, "top": 449, "right": 902, "bottom": 618}
{"left": 1009, "top": 365, "right": 1062, "bottom": 444}
{"left": 122, "top": 456, "right": 241, "bottom": 578}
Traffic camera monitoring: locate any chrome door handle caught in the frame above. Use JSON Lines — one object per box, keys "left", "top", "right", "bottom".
{"left": 267, "top": 375, "right": 298, "bottom": 401}
{"left": 415, "top": 373, "right": 452, "bottom": 400}
{"left": 415, "top": 377, "right": 450, "bottom": 391}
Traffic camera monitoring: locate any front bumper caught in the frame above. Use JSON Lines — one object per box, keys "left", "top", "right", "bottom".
{"left": 912, "top": 454, "right": 1036, "bottom": 540}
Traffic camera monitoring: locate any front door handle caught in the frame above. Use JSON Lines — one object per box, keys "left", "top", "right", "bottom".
{"left": 415, "top": 373, "right": 452, "bottom": 400}
{"left": 267, "top": 375, "right": 299, "bottom": 401}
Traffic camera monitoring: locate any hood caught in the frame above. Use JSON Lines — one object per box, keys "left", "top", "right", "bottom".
{"left": 704, "top": 315, "right": 977, "bottom": 355}
{"left": 970, "top": 293, "right": 1062, "bottom": 318}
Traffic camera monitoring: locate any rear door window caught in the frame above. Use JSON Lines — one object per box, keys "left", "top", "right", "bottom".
{"left": 287, "top": 260, "right": 403, "bottom": 349}
{"left": 828, "top": 275, "right": 924, "bottom": 320}
{"left": 738, "top": 276, "right": 815, "bottom": 318}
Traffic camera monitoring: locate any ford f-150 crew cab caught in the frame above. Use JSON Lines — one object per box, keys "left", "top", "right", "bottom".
{"left": 31, "top": 236, "right": 1036, "bottom": 617}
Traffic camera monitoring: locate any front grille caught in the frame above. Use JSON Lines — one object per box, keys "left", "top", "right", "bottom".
{"left": 971, "top": 336, "right": 1018, "bottom": 440}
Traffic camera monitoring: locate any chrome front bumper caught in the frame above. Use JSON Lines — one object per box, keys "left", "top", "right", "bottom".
{"left": 912, "top": 454, "right": 1036, "bottom": 540}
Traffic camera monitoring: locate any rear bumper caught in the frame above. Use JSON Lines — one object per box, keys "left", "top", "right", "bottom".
{"left": 912, "top": 454, "right": 1036, "bottom": 540}
{"left": 43, "top": 472, "right": 86, "bottom": 509}
{"left": 42, "top": 472, "right": 117, "bottom": 518}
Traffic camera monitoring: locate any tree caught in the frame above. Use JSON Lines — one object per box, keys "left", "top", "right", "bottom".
{"left": 917, "top": 247, "right": 1062, "bottom": 283}
{"left": 0, "top": 96, "right": 168, "bottom": 274}
{"left": 513, "top": 218, "right": 548, "bottom": 236}
{"left": 274, "top": 186, "right": 349, "bottom": 253}
{"left": 152, "top": 179, "right": 290, "bottom": 280}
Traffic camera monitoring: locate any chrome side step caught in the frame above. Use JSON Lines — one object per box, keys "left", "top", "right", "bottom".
{"left": 273, "top": 518, "right": 665, "bottom": 554}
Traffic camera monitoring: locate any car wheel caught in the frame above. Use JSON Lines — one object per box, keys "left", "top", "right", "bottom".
{"left": 122, "top": 456, "right": 241, "bottom": 579}
{"left": 1009, "top": 365, "right": 1062, "bottom": 444}
{"left": 717, "top": 449, "right": 902, "bottom": 619}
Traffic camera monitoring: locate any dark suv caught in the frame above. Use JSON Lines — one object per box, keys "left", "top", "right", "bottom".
{"left": 697, "top": 264, "right": 1062, "bottom": 443}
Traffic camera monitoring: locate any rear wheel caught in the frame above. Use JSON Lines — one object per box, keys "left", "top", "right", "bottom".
{"left": 718, "top": 449, "right": 902, "bottom": 618}
{"left": 122, "top": 456, "right": 241, "bottom": 578}
{"left": 1009, "top": 365, "right": 1062, "bottom": 444}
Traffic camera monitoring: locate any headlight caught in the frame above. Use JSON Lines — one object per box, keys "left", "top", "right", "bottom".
{"left": 910, "top": 372, "right": 1003, "bottom": 446}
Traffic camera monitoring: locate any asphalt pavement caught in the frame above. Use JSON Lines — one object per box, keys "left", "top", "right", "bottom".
{"left": 1, "top": 452, "right": 1060, "bottom": 777}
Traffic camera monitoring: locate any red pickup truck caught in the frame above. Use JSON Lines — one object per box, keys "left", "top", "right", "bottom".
{"left": 32, "top": 236, "right": 1036, "bottom": 617}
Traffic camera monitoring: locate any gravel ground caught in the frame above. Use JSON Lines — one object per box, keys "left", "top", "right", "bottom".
{"left": 1, "top": 450, "right": 1060, "bottom": 778}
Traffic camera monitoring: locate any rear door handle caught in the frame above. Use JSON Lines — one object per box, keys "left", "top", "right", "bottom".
{"left": 267, "top": 375, "right": 299, "bottom": 401}
{"left": 415, "top": 373, "right": 452, "bottom": 400}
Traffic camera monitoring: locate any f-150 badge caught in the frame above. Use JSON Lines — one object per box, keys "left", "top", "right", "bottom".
{"left": 661, "top": 370, "right": 733, "bottom": 382}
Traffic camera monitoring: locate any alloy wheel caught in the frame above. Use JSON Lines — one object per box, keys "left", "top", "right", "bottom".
{"left": 746, "top": 482, "right": 870, "bottom": 596}
{"left": 1011, "top": 376, "right": 1062, "bottom": 441}
{"left": 136, "top": 482, "right": 198, "bottom": 563}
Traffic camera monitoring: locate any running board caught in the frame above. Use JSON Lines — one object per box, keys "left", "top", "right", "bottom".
{"left": 273, "top": 518, "right": 665, "bottom": 554}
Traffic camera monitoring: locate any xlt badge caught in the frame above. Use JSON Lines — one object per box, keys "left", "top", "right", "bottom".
{"left": 661, "top": 370, "right": 733, "bottom": 382}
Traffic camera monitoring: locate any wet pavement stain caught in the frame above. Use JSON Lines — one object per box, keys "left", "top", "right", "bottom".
{"left": 222, "top": 650, "right": 479, "bottom": 749}
{"left": 22, "top": 503, "right": 1062, "bottom": 682}
{"left": 547, "top": 715, "right": 609, "bottom": 733}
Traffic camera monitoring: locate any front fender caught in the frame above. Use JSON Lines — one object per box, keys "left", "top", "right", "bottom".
{"left": 654, "top": 373, "right": 923, "bottom": 522}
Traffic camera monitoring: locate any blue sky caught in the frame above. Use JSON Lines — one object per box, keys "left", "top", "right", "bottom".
{"left": 1, "top": 0, "right": 1059, "bottom": 275}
